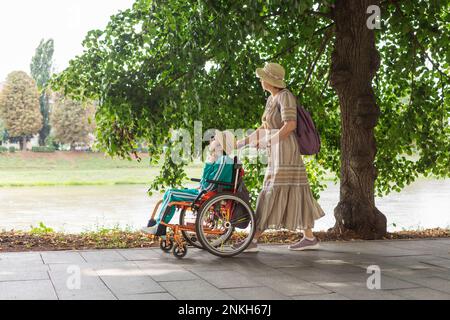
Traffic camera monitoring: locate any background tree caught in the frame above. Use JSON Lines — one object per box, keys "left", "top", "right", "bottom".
{"left": 30, "top": 39, "right": 54, "bottom": 146}
{"left": 0, "top": 118, "right": 6, "bottom": 145}
{"left": 50, "top": 94, "right": 96, "bottom": 150}
{"left": 0, "top": 71, "right": 42, "bottom": 150}
{"left": 52, "top": 0, "right": 450, "bottom": 239}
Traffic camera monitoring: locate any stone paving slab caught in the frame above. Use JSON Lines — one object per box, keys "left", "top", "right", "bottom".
{"left": 49, "top": 268, "right": 117, "bottom": 300}
{"left": 249, "top": 271, "right": 332, "bottom": 296}
{"left": 116, "top": 248, "right": 161, "bottom": 261}
{"left": 0, "top": 239, "right": 448, "bottom": 300}
{"left": 160, "top": 279, "right": 234, "bottom": 300}
{"left": 0, "top": 280, "right": 58, "bottom": 300}
{"left": 41, "top": 251, "right": 86, "bottom": 264}
{"left": 80, "top": 250, "right": 126, "bottom": 262}
{"left": 116, "top": 292, "right": 176, "bottom": 300}
{"left": 314, "top": 283, "right": 406, "bottom": 300}
{"left": 0, "top": 252, "right": 44, "bottom": 266}
{"left": 388, "top": 287, "right": 450, "bottom": 300}
{"left": 292, "top": 292, "right": 350, "bottom": 300}
{"left": 0, "top": 265, "right": 49, "bottom": 282}
{"left": 192, "top": 270, "right": 262, "bottom": 289}
{"left": 224, "top": 286, "right": 289, "bottom": 300}
{"left": 96, "top": 265, "right": 166, "bottom": 296}
{"left": 135, "top": 261, "right": 200, "bottom": 282}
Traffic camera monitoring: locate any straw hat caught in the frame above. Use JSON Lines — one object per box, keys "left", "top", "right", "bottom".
{"left": 255, "top": 62, "right": 286, "bottom": 89}
{"left": 214, "top": 130, "right": 236, "bottom": 156}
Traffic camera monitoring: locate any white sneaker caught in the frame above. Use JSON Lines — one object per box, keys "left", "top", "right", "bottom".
{"left": 141, "top": 225, "right": 158, "bottom": 235}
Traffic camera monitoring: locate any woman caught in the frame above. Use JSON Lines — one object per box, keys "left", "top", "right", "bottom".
{"left": 236, "top": 62, "right": 325, "bottom": 252}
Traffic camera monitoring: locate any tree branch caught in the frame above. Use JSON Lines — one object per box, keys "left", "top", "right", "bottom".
{"left": 313, "top": 22, "right": 335, "bottom": 36}
{"left": 267, "top": 21, "right": 334, "bottom": 64}
{"left": 306, "top": 10, "right": 333, "bottom": 20}
{"left": 268, "top": 42, "right": 301, "bottom": 62}
{"left": 299, "top": 28, "right": 333, "bottom": 97}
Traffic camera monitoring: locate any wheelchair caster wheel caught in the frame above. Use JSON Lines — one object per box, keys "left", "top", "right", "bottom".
{"left": 173, "top": 243, "right": 188, "bottom": 259}
{"left": 160, "top": 238, "right": 174, "bottom": 253}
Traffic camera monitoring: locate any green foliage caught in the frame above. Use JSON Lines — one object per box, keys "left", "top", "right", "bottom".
{"left": 0, "top": 71, "right": 42, "bottom": 147}
{"left": 44, "top": 134, "right": 60, "bottom": 150}
{"left": 51, "top": 0, "right": 450, "bottom": 199}
{"left": 30, "top": 39, "right": 54, "bottom": 146}
{"left": 29, "top": 222, "right": 54, "bottom": 235}
{"left": 241, "top": 156, "right": 267, "bottom": 207}
{"left": 147, "top": 139, "right": 188, "bottom": 195}
{"left": 8, "top": 146, "right": 16, "bottom": 153}
{"left": 0, "top": 146, "right": 7, "bottom": 153}
{"left": 373, "top": 1, "right": 450, "bottom": 196}
{"left": 31, "top": 146, "right": 56, "bottom": 153}
{"left": 304, "top": 156, "right": 329, "bottom": 200}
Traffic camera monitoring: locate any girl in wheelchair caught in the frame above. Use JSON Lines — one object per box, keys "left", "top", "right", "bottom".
{"left": 141, "top": 130, "right": 236, "bottom": 236}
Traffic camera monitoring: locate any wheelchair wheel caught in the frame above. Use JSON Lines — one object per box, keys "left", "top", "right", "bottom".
{"left": 159, "top": 238, "right": 174, "bottom": 253}
{"left": 195, "top": 192, "right": 256, "bottom": 258}
{"left": 179, "top": 208, "right": 203, "bottom": 249}
{"left": 173, "top": 243, "right": 188, "bottom": 259}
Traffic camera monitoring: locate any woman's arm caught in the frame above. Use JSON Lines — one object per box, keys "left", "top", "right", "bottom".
{"left": 237, "top": 124, "right": 267, "bottom": 149}
{"left": 263, "top": 120, "right": 296, "bottom": 148}
{"left": 262, "top": 90, "right": 297, "bottom": 147}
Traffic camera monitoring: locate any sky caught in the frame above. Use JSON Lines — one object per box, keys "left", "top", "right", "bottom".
{"left": 0, "top": 0, "right": 135, "bottom": 82}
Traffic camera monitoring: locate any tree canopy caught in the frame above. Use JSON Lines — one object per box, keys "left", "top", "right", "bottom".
{"left": 51, "top": 0, "right": 450, "bottom": 236}
{"left": 0, "top": 71, "right": 42, "bottom": 149}
{"left": 50, "top": 94, "right": 96, "bottom": 149}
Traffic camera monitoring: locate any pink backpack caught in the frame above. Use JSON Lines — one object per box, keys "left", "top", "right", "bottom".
{"left": 281, "top": 89, "right": 321, "bottom": 155}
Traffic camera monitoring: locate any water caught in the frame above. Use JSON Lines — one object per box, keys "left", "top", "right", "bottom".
{"left": 0, "top": 179, "right": 449, "bottom": 233}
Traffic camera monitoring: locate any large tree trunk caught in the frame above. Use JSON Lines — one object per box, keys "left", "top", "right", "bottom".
{"left": 330, "top": 0, "right": 387, "bottom": 239}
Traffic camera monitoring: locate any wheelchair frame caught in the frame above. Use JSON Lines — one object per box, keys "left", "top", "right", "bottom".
{"left": 156, "top": 156, "right": 255, "bottom": 258}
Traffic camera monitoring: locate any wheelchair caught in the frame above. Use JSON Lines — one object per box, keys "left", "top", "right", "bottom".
{"left": 151, "top": 156, "right": 256, "bottom": 259}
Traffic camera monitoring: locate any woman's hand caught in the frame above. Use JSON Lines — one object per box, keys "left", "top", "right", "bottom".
{"left": 257, "top": 137, "right": 270, "bottom": 149}
{"left": 264, "top": 121, "right": 296, "bottom": 148}
{"left": 236, "top": 139, "right": 246, "bottom": 149}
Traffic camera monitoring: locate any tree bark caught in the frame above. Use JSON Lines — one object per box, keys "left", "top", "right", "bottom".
{"left": 38, "top": 94, "right": 50, "bottom": 146}
{"left": 21, "top": 136, "right": 27, "bottom": 151}
{"left": 330, "top": 0, "right": 387, "bottom": 239}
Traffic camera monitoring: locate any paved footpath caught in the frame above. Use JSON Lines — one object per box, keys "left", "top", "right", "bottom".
{"left": 0, "top": 239, "right": 449, "bottom": 300}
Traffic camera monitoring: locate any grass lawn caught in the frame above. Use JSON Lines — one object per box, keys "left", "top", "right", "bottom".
{"left": 0, "top": 151, "right": 203, "bottom": 187}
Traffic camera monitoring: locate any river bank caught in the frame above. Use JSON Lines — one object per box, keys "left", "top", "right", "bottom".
{"left": 1, "top": 227, "right": 449, "bottom": 253}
